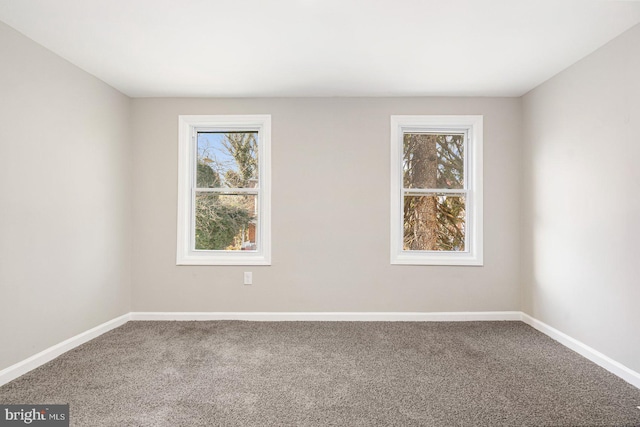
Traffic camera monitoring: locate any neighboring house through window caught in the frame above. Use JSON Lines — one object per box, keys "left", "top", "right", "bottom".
{"left": 177, "top": 115, "right": 271, "bottom": 265}
{"left": 390, "top": 115, "right": 483, "bottom": 265}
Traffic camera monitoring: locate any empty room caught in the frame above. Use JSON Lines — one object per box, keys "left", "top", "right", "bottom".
{"left": 1, "top": 0, "right": 639, "bottom": 426}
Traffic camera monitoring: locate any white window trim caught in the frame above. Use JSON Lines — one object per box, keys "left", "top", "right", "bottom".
{"left": 177, "top": 115, "right": 271, "bottom": 265}
{"left": 390, "top": 115, "right": 483, "bottom": 266}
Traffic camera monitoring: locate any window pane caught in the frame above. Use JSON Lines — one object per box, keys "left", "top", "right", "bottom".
{"left": 195, "top": 193, "right": 258, "bottom": 251}
{"left": 403, "top": 133, "right": 464, "bottom": 189}
{"left": 403, "top": 195, "right": 466, "bottom": 251}
{"left": 197, "top": 132, "right": 258, "bottom": 189}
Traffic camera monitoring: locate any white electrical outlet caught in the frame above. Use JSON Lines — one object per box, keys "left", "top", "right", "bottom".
{"left": 243, "top": 272, "right": 252, "bottom": 285}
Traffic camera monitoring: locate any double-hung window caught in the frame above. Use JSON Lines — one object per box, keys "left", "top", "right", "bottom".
{"left": 390, "top": 115, "right": 483, "bottom": 265}
{"left": 177, "top": 115, "right": 271, "bottom": 265}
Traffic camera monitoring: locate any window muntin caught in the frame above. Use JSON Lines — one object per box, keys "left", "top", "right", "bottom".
{"left": 391, "top": 116, "right": 482, "bottom": 265}
{"left": 177, "top": 115, "right": 271, "bottom": 265}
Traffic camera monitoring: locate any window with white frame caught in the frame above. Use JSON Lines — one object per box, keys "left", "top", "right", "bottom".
{"left": 390, "top": 115, "right": 483, "bottom": 265}
{"left": 177, "top": 115, "right": 271, "bottom": 265}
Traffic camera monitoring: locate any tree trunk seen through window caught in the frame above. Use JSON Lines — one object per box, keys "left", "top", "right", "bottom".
{"left": 404, "top": 134, "right": 438, "bottom": 250}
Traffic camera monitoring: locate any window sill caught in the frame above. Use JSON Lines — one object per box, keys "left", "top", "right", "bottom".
{"left": 177, "top": 253, "right": 271, "bottom": 266}
{"left": 391, "top": 252, "right": 483, "bottom": 266}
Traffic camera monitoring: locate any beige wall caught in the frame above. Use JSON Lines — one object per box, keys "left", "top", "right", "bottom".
{"left": 0, "top": 22, "right": 132, "bottom": 370}
{"left": 521, "top": 24, "right": 640, "bottom": 372}
{"left": 131, "top": 97, "right": 521, "bottom": 312}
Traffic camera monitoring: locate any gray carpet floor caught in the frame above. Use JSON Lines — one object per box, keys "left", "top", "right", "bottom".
{"left": 1, "top": 321, "right": 639, "bottom": 426}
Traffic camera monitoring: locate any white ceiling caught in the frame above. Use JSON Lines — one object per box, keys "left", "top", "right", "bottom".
{"left": 1, "top": 0, "right": 639, "bottom": 97}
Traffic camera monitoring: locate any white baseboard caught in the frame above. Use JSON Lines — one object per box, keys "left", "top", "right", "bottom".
{"left": 2, "top": 311, "right": 638, "bottom": 391}
{"left": 0, "top": 313, "right": 131, "bottom": 387}
{"left": 520, "top": 313, "right": 640, "bottom": 389}
{"left": 130, "top": 311, "right": 523, "bottom": 322}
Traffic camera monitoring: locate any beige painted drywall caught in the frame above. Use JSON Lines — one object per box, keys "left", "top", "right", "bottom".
{"left": 0, "top": 22, "right": 132, "bottom": 370}
{"left": 131, "top": 97, "right": 521, "bottom": 312}
{"left": 522, "top": 24, "right": 640, "bottom": 372}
